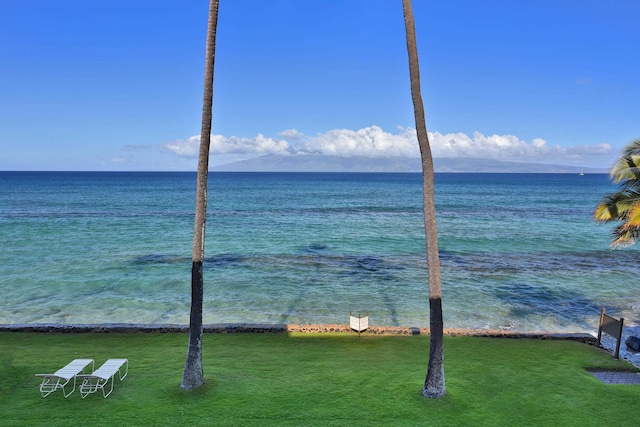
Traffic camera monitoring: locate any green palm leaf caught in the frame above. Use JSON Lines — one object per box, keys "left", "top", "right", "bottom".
{"left": 595, "top": 138, "right": 640, "bottom": 247}
{"left": 610, "top": 139, "right": 640, "bottom": 183}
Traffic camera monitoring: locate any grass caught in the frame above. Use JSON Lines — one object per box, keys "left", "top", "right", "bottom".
{"left": 1, "top": 332, "right": 638, "bottom": 426}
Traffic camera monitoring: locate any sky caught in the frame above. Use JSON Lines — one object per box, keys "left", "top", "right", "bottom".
{"left": 1, "top": 0, "right": 638, "bottom": 171}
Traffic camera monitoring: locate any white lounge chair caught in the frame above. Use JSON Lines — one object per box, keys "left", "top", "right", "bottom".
{"left": 35, "top": 358, "right": 95, "bottom": 398}
{"left": 78, "top": 358, "right": 128, "bottom": 398}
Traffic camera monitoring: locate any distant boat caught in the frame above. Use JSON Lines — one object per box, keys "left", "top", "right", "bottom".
{"left": 579, "top": 170, "right": 584, "bottom": 176}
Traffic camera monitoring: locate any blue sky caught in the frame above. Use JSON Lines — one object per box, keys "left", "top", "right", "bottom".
{"left": 1, "top": 0, "right": 638, "bottom": 171}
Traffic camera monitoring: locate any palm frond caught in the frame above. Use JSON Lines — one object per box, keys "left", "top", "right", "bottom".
{"left": 610, "top": 139, "right": 640, "bottom": 183}
{"left": 619, "top": 179, "right": 640, "bottom": 196}
{"left": 623, "top": 204, "right": 640, "bottom": 228}
{"left": 594, "top": 192, "right": 636, "bottom": 222}
{"left": 611, "top": 225, "right": 640, "bottom": 248}
{"left": 594, "top": 202, "right": 615, "bottom": 221}
{"left": 610, "top": 203, "right": 640, "bottom": 247}
{"left": 596, "top": 138, "right": 640, "bottom": 247}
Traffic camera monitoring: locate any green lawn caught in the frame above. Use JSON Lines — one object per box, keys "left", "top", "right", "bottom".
{"left": 1, "top": 332, "right": 638, "bottom": 426}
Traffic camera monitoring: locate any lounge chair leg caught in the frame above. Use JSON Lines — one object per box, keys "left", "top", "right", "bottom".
{"left": 62, "top": 377, "right": 76, "bottom": 398}
{"left": 103, "top": 377, "right": 115, "bottom": 398}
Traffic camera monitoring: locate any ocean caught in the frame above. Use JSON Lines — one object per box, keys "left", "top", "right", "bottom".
{"left": 1, "top": 171, "right": 638, "bottom": 335}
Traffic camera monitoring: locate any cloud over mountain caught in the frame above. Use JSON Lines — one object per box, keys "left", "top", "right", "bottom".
{"left": 162, "top": 126, "right": 614, "bottom": 168}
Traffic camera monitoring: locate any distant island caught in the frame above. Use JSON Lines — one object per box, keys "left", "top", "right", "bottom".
{"left": 212, "top": 154, "right": 608, "bottom": 173}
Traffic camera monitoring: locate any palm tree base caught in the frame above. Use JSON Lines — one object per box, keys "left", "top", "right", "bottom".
{"left": 423, "top": 383, "right": 446, "bottom": 398}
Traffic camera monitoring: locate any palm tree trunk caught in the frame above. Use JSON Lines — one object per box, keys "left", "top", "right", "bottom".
{"left": 401, "top": 0, "right": 446, "bottom": 398}
{"left": 181, "top": 0, "right": 219, "bottom": 390}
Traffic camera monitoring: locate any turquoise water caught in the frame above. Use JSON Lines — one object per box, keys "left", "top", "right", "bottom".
{"left": 1, "top": 171, "right": 638, "bottom": 333}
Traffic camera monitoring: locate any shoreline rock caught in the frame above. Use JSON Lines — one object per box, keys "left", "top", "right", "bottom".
{"left": 0, "top": 322, "right": 595, "bottom": 343}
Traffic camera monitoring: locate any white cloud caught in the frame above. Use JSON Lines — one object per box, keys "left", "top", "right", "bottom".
{"left": 164, "top": 136, "right": 200, "bottom": 157}
{"left": 279, "top": 129, "right": 305, "bottom": 140}
{"left": 164, "top": 134, "right": 290, "bottom": 157}
{"left": 429, "top": 131, "right": 555, "bottom": 159}
{"left": 294, "top": 126, "right": 419, "bottom": 158}
{"left": 428, "top": 131, "right": 613, "bottom": 165}
{"left": 161, "top": 126, "right": 614, "bottom": 167}
{"left": 566, "top": 143, "right": 611, "bottom": 155}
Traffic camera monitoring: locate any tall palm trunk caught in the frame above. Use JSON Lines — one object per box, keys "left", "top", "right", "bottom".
{"left": 181, "top": 0, "right": 219, "bottom": 390}
{"left": 401, "top": 0, "right": 445, "bottom": 398}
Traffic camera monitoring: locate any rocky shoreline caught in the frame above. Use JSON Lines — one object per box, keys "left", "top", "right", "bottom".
{"left": 8, "top": 322, "right": 640, "bottom": 367}
{"left": 0, "top": 322, "right": 595, "bottom": 342}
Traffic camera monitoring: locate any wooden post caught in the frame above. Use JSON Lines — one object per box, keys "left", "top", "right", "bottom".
{"left": 614, "top": 318, "right": 624, "bottom": 359}
{"left": 596, "top": 308, "right": 605, "bottom": 346}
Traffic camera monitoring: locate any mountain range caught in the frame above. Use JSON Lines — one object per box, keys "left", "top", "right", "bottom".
{"left": 211, "top": 154, "right": 608, "bottom": 173}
